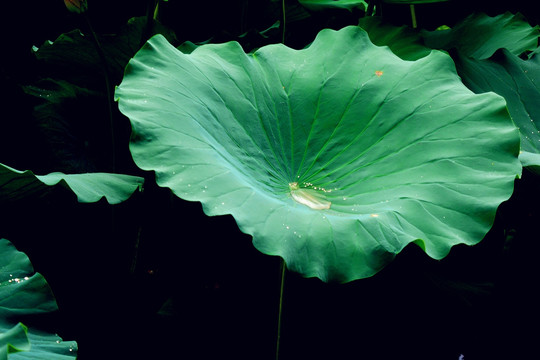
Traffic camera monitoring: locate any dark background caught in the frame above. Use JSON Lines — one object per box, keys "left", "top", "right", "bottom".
{"left": 1, "top": 1, "right": 539, "bottom": 359}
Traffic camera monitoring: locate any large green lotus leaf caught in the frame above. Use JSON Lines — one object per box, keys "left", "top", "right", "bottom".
{"left": 0, "top": 238, "right": 77, "bottom": 359}
{"left": 454, "top": 49, "right": 540, "bottom": 172}
{"left": 358, "top": 16, "right": 431, "bottom": 60}
{"left": 422, "top": 12, "right": 540, "bottom": 59}
{"left": 116, "top": 26, "right": 521, "bottom": 282}
{"left": 0, "top": 163, "right": 143, "bottom": 204}
{"left": 298, "top": 0, "right": 367, "bottom": 11}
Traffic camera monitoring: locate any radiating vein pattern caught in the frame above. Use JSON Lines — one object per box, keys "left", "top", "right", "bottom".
{"left": 116, "top": 26, "right": 521, "bottom": 282}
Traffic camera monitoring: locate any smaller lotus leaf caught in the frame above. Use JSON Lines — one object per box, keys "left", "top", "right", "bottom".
{"left": 116, "top": 26, "right": 520, "bottom": 282}
{"left": 0, "top": 163, "right": 143, "bottom": 204}
{"left": 0, "top": 323, "right": 30, "bottom": 359}
{"left": 358, "top": 16, "right": 431, "bottom": 60}
{"left": 32, "top": 17, "right": 177, "bottom": 86}
{"left": 455, "top": 49, "right": 540, "bottom": 172}
{"left": 423, "top": 12, "right": 540, "bottom": 59}
{"left": 0, "top": 238, "right": 77, "bottom": 359}
{"left": 298, "top": 0, "right": 367, "bottom": 11}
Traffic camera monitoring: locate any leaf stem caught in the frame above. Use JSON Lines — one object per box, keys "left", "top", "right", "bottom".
{"left": 410, "top": 4, "right": 417, "bottom": 28}
{"left": 281, "top": 0, "right": 286, "bottom": 44}
{"left": 153, "top": 0, "right": 161, "bottom": 20}
{"left": 366, "top": 0, "right": 375, "bottom": 16}
{"left": 141, "top": 0, "right": 158, "bottom": 47}
{"left": 130, "top": 226, "right": 143, "bottom": 274}
{"left": 83, "top": 13, "right": 116, "bottom": 172}
{"left": 276, "top": 258, "right": 287, "bottom": 360}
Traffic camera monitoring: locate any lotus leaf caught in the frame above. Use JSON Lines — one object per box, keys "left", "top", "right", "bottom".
{"left": 116, "top": 26, "right": 520, "bottom": 282}
{"left": 358, "top": 16, "right": 431, "bottom": 60}
{"left": 0, "top": 323, "right": 30, "bottom": 359}
{"left": 0, "top": 238, "right": 77, "bottom": 359}
{"left": 454, "top": 49, "right": 540, "bottom": 172}
{"left": 298, "top": 0, "right": 367, "bottom": 11}
{"left": 0, "top": 163, "right": 143, "bottom": 204}
{"left": 32, "top": 17, "right": 177, "bottom": 86}
{"left": 422, "top": 12, "right": 540, "bottom": 59}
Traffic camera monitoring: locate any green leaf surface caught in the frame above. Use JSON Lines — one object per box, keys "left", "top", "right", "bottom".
{"left": 298, "top": 0, "right": 367, "bottom": 11}
{"left": 529, "top": 45, "right": 540, "bottom": 59}
{"left": 422, "top": 12, "right": 540, "bottom": 59}
{"left": 454, "top": 49, "right": 540, "bottom": 172}
{"left": 116, "top": 27, "right": 520, "bottom": 282}
{"left": 0, "top": 239, "right": 77, "bottom": 359}
{"left": 358, "top": 16, "right": 431, "bottom": 60}
{"left": 0, "top": 323, "right": 30, "bottom": 359}
{"left": 0, "top": 163, "right": 143, "bottom": 204}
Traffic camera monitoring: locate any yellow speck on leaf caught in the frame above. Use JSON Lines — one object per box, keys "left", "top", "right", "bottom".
{"left": 375, "top": 70, "right": 383, "bottom": 77}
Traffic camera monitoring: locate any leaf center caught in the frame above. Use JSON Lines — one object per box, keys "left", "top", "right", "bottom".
{"left": 288, "top": 182, "right": 331, "bottom": 210}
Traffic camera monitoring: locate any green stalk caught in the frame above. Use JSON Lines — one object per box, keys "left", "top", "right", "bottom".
{"left": 141, "top": 0, "right": 158, "bottom": 47}
{"left": 366, "top": 1, "right": 375, "bottom": 16}
{"left": 130, "top": 226, "right": 143, "bottom": 274}
{"left": 153, "top": 0, "right": 161, "bottom": 20}
{"left": 81, "top": 13, "right": 118, "bottom": 256}
{"left": 276, "top": 258, "right": 287, "bottom": 360}
{"left": 410, "top": 4, "right": 417, "bottom": 28}
{"left": 281, "top": 0, "right": 286, "bottom": 44}
{"left": 82, "top": 14, "right": 116, "bottom": 172}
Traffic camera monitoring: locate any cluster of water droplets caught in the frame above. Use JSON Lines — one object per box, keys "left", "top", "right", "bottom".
{"left": 281, "top": 222, "right": 303, "bottom": 239}
{"left": 0, "top": 274, "right": 30, "bottom": 287}
{"left": 54, "top": 336, "right": 77, "bottom": 353}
